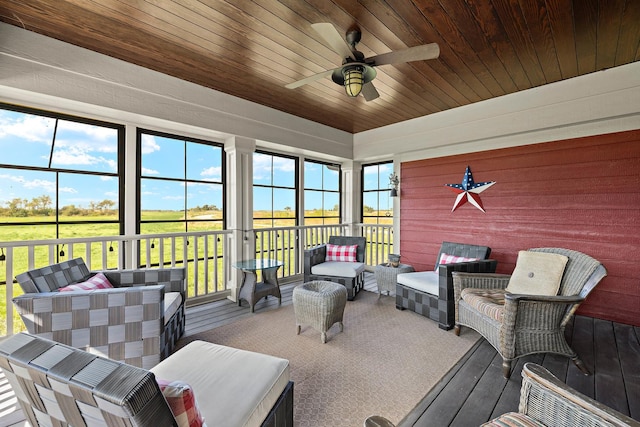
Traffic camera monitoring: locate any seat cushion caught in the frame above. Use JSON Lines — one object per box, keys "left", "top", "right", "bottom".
{"left": 481, "top": 412, "right": 546, "bottom": 426}
{"left": 311, "top": 261, "right": 365, "bottom": 278}
{"left": 460, "top": 288, "right": 506, "bottom": 322}
{"left": 164, "top": 292, "right": 183, "bottom": 325}
{"left": 151, "top": 340, "right": 290, "bottom": 427}
{"left": 397, "top": 270, "right": 439, "bottom": 296}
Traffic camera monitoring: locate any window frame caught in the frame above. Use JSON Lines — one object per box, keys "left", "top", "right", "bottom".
{"left": 0, "top": 102, "right": 125, "bottom": 240}
{"left": 361, "top": 161, "right": 394, "bottom": 224}
{"left": 252, "top": 150, "right": 299, "bottom": 228}
{"left": 136, "top": 128, "right": 226, "bottom": 234}
{"left": 303, "top": 158, "right": 342, "bottom": 225}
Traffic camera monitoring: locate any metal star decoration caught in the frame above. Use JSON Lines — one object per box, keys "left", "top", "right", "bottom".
{"left": 444, "top": 166, "right": 496, "bottom": 212}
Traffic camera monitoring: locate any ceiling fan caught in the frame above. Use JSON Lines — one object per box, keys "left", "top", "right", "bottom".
{"left": 285, "top": 23, "right": 440, "bottom": 101}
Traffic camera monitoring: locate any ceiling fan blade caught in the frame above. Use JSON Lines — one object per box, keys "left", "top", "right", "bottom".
{"left": 367, "top": 43, "right": 440, "bottom": 66}
{"left": 311, "top": 23, "right": 355, "bottom": 60}
{"left": 361, "top": 82, "right": 379, "bottom": 101}
{"left": 285, "top": 69, "right": 336, "bottom": 89}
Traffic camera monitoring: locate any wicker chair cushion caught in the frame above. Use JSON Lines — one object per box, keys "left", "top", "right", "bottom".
{"left": 506, "top": 251, "right": 568, "bottom": 296}
{"left": 326, "top": 243, "right": 358, "bottom": 262}
{"left": 157, "top": 379, "right": 206, "bottom": 427}
{"left": 460, "top": 288, "right": 506, "bottom": 322}
{"left": 481, "top": 412, "right": 546, "bottom": 427}
{"left": 311, "top": 261, "right": 365, "bottom": 278}
{"left": 397, "top": 270, "right": 439, "bottom": 295}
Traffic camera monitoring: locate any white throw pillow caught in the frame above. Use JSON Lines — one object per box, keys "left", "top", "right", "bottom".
{"left": 506, "top": 251, "right": 569, "bottom": 296}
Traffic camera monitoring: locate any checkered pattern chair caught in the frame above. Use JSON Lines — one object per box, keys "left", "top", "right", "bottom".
{"left": 13, "top": 258, "right": 186, "bottom": 369}
{"left": 304, "top": 236, "right": 366, "bottom": 300}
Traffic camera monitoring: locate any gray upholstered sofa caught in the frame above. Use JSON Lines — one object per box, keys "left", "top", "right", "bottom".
{"left": 13, "top": 257, "right": 185, "bottom": 369}
{"left": 0, "top": 333, "right": 294, "bottom": 427}
{"left": 395, "top": 241, "right": 497, "bottom": 330}
{"left": 303, "top": 235, "right": 366, "bottom": 300}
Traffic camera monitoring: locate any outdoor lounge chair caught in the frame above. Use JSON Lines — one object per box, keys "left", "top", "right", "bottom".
{"left": 453, "top": 247, "right": 607, "bottom": 378}
{"left": 13, "top": 257, "right": 186, "bottom": 369}
{"left": 304, "top": 235, "right": 366, "bottom": 300}
{"left": 395, "top": 241, "right": 497, "bottom": 330}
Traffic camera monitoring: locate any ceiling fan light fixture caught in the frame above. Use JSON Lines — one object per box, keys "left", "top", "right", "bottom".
{"left": 343, "top": 66, "right": 364, "bottom": 97}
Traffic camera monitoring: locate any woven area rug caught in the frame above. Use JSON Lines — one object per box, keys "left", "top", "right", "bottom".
{"left": 179, "top": 290, "right": 479, "bottom": 427}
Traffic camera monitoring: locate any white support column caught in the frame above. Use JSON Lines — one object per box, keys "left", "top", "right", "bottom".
{"left": 224, "top": 136, "right": 256, "bottom": 301}
{"left": 341, "top": 161, "right": 362, "bottom": 236}
{"left": 123, "top": 123, "right": 137, "bottom": 268}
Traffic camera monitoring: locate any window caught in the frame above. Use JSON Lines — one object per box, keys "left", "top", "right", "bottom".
{"left": 362, "top": 162, "right": 394, "bottom": 224}
{"left": 0, "top": 104, "right": 123, "bottom": 242}
{"left": 253, "top": 151, "right": 297, "bottom": 228}
{"left": 304, "top": 160, "right": 341, "bottom": 225}
{"left": 138, "top": 129, "right": 224, "bottom": 234}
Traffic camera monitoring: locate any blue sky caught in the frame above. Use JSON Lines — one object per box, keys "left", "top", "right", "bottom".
{"left": 1, "top": 108, "right": 392, "bottom": 213}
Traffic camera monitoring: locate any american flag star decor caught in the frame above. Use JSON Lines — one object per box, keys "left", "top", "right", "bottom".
{"left": 445, "top": 166, "right": 496, "bottom": 212}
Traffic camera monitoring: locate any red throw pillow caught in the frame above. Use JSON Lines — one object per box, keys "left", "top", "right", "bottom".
{"left": 58, "top": 272, "right": 114, "bottom": 292}
{"left": 326, "top": 243, "right": 358, "bottom": 262}
{"left": 437, "top": 253, "right": 479, "bottom": 270}
{"left": 157, "top": 379, "right": 206, "bottom": 427}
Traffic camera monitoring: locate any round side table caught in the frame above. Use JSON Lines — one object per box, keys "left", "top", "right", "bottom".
{"left": 374, "top": 263, "right": 414, "bottom": 298}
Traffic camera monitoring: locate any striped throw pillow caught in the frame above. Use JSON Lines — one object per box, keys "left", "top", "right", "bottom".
{"left": 58, "top": 272, "right": 113, "bottom": 292}
{"left": 437, "top": 253, "right": 479, "bottom": 269}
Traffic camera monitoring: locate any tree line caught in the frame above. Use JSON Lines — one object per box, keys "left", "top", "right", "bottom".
{"left": 1, "top": 196, "right": 116, "bottom": 217}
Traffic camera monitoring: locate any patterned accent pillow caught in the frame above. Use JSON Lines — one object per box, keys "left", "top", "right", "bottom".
{"left": 59, "top": 272, "right": 113, "bottom": 292}
{"left": 437, "top": 253, "right": 479, "bottom": 269}
{"left": 326, "top": 243, "right": 358, "bottom": 262}
{"left": 157, "top": 379, "right": 206, "bottom": 427}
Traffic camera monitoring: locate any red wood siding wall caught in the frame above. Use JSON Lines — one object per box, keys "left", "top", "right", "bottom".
{"left": 399, "top": 129, "right": 640, "bottom": 326}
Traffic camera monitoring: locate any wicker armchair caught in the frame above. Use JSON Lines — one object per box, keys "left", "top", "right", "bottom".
{"left": 453, "top": 248, "right": 607, "bottom": 378}
{"left": 304, "top": 235, "right": 366, "bottom": 300}
{"left": 13, "top": 257, "right": 186, "bottom": 369}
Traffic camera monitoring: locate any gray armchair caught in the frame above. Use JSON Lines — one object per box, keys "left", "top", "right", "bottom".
{"left": 395, "top": 241, "right": 497, "bottom": 330}
{"left": 13, "top": 257, "right": 186, "bottom": 369}
{"left": 453, "top": 248, "right": 607, "bottom": 378}
{"left": 304, "top": 235, "right": 366, "bottom": 300}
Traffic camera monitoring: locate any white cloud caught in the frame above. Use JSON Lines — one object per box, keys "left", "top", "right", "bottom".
{"left": 162, "top": 195, "right": 183, "bottom": 200}
{"left": 142, "top": 167, "right": 159, "bottom": 175}
{"left": 141, "top": 134, "right": 161, "bottom": 154}
{"left": 0, "top": 113, "right": 55, "bottom": 143}
{"left": 201, "top": 166, "right": 221, "bottom": 180}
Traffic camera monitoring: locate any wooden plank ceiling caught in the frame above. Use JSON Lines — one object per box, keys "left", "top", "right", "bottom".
{"left": 1, "top": 1, "right": 639, "bottom": 134}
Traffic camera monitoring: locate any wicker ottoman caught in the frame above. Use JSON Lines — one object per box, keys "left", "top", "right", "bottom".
{"left": 293, "top": 281, "right": 348, "bottom": 343}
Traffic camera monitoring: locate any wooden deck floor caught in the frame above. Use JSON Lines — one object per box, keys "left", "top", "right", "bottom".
{"left": 2, "top": 273, "right": 638, "bottom": 426}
